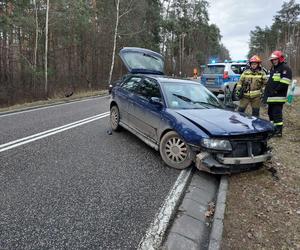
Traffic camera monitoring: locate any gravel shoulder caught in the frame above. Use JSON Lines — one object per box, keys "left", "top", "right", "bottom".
{"left": 222, "top": 98, "right": 300, "bottom": 249}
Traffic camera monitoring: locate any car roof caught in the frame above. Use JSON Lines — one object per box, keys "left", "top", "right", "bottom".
{"left": 126, "top": 74, "right": 200, "bottom": 85}
{"left": 156, "top": 77, "right": 198, "bottom": 85}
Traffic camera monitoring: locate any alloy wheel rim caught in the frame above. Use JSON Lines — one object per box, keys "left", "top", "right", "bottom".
{"left": 111, "top": 109, "right": 118, "bottom": 128}
{"left": 165, "top": 137, "right": 187, "bottom": 163}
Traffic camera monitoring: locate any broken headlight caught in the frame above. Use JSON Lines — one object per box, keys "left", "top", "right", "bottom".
{"left": 201, "top": 139, "right": 232, "bottom": 151}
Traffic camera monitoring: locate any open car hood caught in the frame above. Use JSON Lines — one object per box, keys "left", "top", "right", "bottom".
{"left": 119, "top": 47, "right": 164, "bottom": 75}
{"left": 175, "top": 109, "right": 274, "bottom": 136}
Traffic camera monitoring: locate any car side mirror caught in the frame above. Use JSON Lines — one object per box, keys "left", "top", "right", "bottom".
{"left": 149, "top": 97, "right": 163, "bottom": 107}
{"left": 217, "top": 94, "right": 225, "bottom": 101}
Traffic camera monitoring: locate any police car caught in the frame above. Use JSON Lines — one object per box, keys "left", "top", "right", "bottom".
{"left": 201, "top": 60, "right": 248, "bottom": 94}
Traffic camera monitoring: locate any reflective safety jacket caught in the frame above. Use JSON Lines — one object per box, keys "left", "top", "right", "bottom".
{"left": 264, "top": 62, "right": 292, "bottom": 103}
{"left": 236, "top": 68, "right": 267, "bottom": 98}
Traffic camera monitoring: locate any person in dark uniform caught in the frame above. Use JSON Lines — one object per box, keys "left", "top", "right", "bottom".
{"left": 264, "top": 51, "right": 292, "bottom": 137}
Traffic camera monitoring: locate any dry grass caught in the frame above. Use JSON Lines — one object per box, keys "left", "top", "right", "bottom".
{"left": 0, "top": 90, "right": 108, "bottom": 113}
{"left": 222, "top": 98, "right": 300, "bottom": 250}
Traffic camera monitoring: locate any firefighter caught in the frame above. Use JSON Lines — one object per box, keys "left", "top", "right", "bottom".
{"left": 264, "top": 50, "right": 292, "bottom": 137}
{"left": 236, "top": 55, "right": 267, "bottom": 117}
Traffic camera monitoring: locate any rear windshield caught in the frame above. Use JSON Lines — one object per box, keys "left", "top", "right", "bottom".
{"left": 121, "top": 52, "right": 164, "bottom": 73}
{"left": 230, "top": 64, "right": 247, "bottom": 74}
{"left": 203, "top": 65, "right": 225, "bottom": 74}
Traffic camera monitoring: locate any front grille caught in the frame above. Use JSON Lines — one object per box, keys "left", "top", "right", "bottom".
{"left": 226, "top": 140, "right": 266, "bottom": 157}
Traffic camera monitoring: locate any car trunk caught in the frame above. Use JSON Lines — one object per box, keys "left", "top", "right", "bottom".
{"left": 119, "top": 47, "right": 165, "bottom": 75}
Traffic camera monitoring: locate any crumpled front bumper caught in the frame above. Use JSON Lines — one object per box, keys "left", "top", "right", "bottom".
{"left": 195, "top": 151, "right": 272, "bottom": 174}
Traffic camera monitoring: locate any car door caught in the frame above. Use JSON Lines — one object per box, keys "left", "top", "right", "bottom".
{"left": 128, "top": 77, "right": 163, "bottom": 142}
{"left": 116, "top": 76, "right": 143, "bottom": 125}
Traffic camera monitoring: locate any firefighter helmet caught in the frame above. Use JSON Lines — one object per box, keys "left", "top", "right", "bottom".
{"left": 249, "top": 55, "right": 262, "bottom": 63}
{"left": 269, "top": 50, "right": 285, "bottom": 63}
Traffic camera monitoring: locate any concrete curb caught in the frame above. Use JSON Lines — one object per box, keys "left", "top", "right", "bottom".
{"left": 208, "top": 176, "right": 229, "bottom": 250}
{"left": 0, "top": 94, "right": 109, "bottom": 116}
{"left": 162, "top": 171, "right": 219, "bottom": 250}
{"left": 138, "top": 167, "right": 194, "bottom": 250}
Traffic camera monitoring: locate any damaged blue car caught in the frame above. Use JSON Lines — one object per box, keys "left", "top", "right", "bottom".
{"left": 110, "top": 47, "right": 274, "bottom": 174}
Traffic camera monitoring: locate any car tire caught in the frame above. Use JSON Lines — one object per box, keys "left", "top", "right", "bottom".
{"left": 110, "top": 105, "right": 121, "bottom": 131}
{"left": 160, "top": 131, "right": 193, "bottom": 169}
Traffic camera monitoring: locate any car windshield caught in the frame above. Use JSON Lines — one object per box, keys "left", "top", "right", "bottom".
{"left": 203, "top": 65, "right": 224, "bottom": 74}
{"left": 162, "top": 82, "right": 222, "bottom": 109}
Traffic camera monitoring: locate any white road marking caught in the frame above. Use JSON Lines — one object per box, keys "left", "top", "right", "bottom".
{"left": 0, "top": 95, "right": 109, "bottom": 118}
{"left": 138, "top": 167, "right": 193, "bottom": 250}
{"left": 0, "top": 112, "right": 110, "bottom": 153}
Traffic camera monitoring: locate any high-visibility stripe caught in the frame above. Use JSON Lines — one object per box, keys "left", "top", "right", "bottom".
{"left": 267, "top": 100, "right": 286, "bottom": 103}
{"left": 272, "top": 73, "right": 281, "bottom": 81}
{"left": 244, "top": 90, "right": 261, "bottom": 97}
{"left": 274, "top": 122, "right": 283, "bottom": 126}
{"left": 243, "top": 75, "right": 264, "bottom": 78}
{"left": 267, "top": 96, "right": 287, "bottom": 101}
{"left": 272, "top": 76, "right": 281, "bottom": 81}
{"left": 280, "top": 77, "right": 291, "bottom": 84}
{"left": 267, "top": 97, "right": 287, "bottom": 103}
{"left": 243, "top": 73, "right": 265, "bottom": 76}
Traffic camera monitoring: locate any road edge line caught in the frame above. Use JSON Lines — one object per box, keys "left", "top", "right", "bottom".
{"left": 208, "top": 175, "right": 229, "bottom": 250}
{"left": 138, "top": 167, "right": 193, "bottom": 250}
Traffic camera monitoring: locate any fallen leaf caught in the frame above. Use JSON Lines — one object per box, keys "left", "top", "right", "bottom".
{"left": 247, "top": 232, "right": 253, "bottom": 239}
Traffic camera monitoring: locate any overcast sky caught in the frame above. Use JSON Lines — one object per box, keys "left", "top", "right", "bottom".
{"left": 208, "top": 0, "right": 300, "bottom": 60}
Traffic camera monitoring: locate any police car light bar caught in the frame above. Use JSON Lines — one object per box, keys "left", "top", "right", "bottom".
{"left": 224, "top": 59, "right": 247, "bottom": 63}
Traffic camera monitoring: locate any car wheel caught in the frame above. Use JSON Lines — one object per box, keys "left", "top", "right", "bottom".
{"left": 110, "top": 105, "right": 121, "bottom": 131}
{"left": 160, "top": 131, "right": 193, "bottom": 169}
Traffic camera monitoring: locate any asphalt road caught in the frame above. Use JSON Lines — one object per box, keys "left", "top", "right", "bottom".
{"left": 0, "top": 97, "right": 181, "bottom": 249}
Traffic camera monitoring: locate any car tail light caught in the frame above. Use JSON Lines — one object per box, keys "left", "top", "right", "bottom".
{"left": 223, "top": 71, "right": 229, "bottom": 79}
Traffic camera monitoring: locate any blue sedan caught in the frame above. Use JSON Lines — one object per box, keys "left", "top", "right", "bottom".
{"left": 110, "top": 47, "right": 274, "bottom": 174}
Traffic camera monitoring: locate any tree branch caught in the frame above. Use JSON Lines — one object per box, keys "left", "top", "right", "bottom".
{"left": 119, "top": 0, "right": 134, "bottom": 19}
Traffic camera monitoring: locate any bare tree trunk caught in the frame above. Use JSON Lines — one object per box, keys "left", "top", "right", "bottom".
{"left": 33, "top": 0, "right": 39, "bottom": 96}
{"left": 45, "top": 0, "right": 49, "bottom": 97}
{"left": 108, "top": 0, "right": 120, "bottom": 86}
{"left": 161, "top": 0, "right": 171, "bottom": 55}
{"left": 33, "top": 0, "right": 38, "bottom": 69}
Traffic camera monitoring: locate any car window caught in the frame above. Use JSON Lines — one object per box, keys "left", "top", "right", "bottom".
{"left": 204, "top": 65, "right": 225, "bottom": 74}
{"left": 121, "top": 76, "right": 143, "bottom": 93}
{"left": 137, "top": 78, "right": 161, "bottom": 99}
{"left": 231, "top": 64, "right": 247, "bottom": 74}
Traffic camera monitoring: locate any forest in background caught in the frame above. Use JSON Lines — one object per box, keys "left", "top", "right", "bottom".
{"left": 0, "top": 0, "right": 229, "bottom": 107}
{"left": 249, "top": 0, "right": 300, "bottom": 75}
